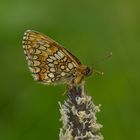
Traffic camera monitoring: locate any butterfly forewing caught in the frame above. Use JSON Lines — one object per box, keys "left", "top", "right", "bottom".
{"left": 23, "top": 30, "right": 82, "bottom": 85}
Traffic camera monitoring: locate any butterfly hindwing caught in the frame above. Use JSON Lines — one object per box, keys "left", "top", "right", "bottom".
{"left": 23, "top": 30, "right": 81, "bottom": 85}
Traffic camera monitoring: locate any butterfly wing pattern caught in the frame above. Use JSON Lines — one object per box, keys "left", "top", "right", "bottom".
{"left": 22, "top": 30, "right": 86, "bottom": 85}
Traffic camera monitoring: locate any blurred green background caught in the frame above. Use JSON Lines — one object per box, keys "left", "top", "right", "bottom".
{"left": 0, "top": 0, "right": 139, "bottom": 140}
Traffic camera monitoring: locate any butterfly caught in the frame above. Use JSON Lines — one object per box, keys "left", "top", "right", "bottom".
{"left": 22, "top": 30, "right": 93, "bottom": 85}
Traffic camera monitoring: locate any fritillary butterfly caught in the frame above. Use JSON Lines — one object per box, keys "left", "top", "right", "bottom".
{"left": 22, "top": 30, "right": 93, "bottom": 85}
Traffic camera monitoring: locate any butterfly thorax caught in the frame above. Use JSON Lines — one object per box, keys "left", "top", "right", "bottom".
{"left": 73, "top": 65, "right": 93, "bottom": 84}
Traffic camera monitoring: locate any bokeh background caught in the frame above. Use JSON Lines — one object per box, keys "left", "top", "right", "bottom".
{"left": 0, "top": 0, "right": 139, "bottom": 140}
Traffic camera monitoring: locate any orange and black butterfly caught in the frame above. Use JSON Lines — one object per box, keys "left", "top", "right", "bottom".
{"left": 22, "top": 30, "right": 93, "bottom": 85}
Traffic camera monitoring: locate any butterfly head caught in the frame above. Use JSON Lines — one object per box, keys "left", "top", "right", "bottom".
{"left": 83, "top": 66, "right": 93, "bottom": 77}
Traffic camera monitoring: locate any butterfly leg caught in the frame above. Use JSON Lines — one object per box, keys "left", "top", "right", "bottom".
{"left": 61, "top": 84, "right": 70, "bottom": 96}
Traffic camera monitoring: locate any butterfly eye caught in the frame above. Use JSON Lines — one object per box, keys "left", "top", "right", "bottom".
{"left": 84, "top": 67, "right": 93, "bottom": 76}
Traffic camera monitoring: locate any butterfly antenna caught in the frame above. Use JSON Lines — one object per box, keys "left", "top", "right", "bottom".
{"left": 91, "top": 51, "right": 112, "bottom": 76}
{"left": 93, "top": 51, "right": 112, "bottom": 65}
